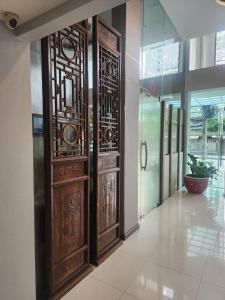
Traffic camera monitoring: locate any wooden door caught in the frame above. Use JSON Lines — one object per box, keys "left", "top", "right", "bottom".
{"left": 91, "top": 16, "right": 122, "bottom": 265}
{"left": 160, "top": 101, "right": 170, "bottom": 202}
{"left": 177, "top": 108, "right": 184, "bottom": 189}
{"left": 169, "top": 105, "right": 179, "bottom": 196}
{"left": 41, "top": 21, "right": 92, "bottom": 299}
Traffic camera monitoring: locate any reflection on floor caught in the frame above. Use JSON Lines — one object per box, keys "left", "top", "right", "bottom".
{"left": 62, "top": 188, "right": 225, "bottom": 300}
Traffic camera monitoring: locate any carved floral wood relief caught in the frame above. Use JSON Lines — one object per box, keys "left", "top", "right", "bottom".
{"left": 54, "top": 182, "right": 85, "bottom": 263}
{"left": 99, "top": 173, "right": 117, "bottom": 233}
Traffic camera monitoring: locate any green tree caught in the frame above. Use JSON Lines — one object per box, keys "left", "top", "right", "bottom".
{"left": 207, "top": 117, "right": 219, "bottom": 132}
{"left": 202, "top": 105, "right": 218, "bottom": 159}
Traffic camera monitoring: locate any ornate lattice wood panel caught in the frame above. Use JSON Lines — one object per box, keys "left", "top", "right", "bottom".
{"left": 41, "top": 21, "right": 92, "bottom": 299}
{"left": 91, "top": 16, "right": 122, "bottom": 265}
{"left": 98, "top": 43, "right": 120, "bottom": 152}
{"left": 50, "top": 24, "right": 88, "bottom": 158}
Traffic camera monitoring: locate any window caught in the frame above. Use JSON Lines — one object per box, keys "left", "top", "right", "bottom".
{"left": 216, "top": 31, "right": 225, "bottom": 66}
{"left": 141, "top": 39, "right": 180, "bottom": 79}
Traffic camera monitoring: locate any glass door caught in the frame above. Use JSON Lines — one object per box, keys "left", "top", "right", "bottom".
{"left": 169, "top": 106, "right": 179, "bottom": 195}
{"left": 189, "top": 88, "right": 225, "bottom": 190}
{"left": 139, "top": 0, "right": 180, "bottom": 217}
{"left": 139, "top": 93, "right": 161, "bottom": 217}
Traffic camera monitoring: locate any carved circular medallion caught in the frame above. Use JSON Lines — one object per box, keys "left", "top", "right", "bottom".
{"left": 61, "top": 37, "right": 76, "bottom": 60}
{"left": 105, "top": 127, "right": 113, "bottom": 143}
{"left": 62, "top": 124, "right": 78, "bottom": 145}
{"left": 105, "top": 61, "right": 114, "bottom": 78}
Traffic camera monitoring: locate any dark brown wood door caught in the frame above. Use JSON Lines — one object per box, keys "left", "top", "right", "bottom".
{"left": 160, "top": 101, "right": 171, "bottom": 202}
{"left": 169, "top": 105, "right": 179, "bottom": 196}
{"left": 91, "top": 16, "right": 122, "bottom": 265}
{"left": 41, "top": 21, "right": 92, "bottom": 299}
{"left": 177, "top": 108, "right": 184, "bottom": 189}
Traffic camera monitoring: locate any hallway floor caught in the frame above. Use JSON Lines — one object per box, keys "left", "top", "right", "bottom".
{"left": 62, "top": 188, "right": 225, "bottom": 300}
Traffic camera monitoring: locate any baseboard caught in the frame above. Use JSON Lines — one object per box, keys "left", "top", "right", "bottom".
{"left": 121, "top": 223, "right": 140, "bottom": 240}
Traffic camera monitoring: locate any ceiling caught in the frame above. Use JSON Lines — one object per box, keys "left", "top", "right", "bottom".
{"left": 0, "top": 0, "right": 68, "bottom": 25}
{"left": 142, "top": 0, "right": 179, "bottom": 46}
{"left": 159, "top": 0, "right": 225, "bottom": 40}
{"left": 191, "top": 88, "right": 225, "bottom": 107}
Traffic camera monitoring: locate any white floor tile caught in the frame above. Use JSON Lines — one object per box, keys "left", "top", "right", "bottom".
{"left": 120, "top": 232, "right": 161, "bottom": 260}
{"left": 92, "top": 250, "right": 146, "bottom": 292}
{"left": 203, "top": 254, "right": 225, "bottom": 289}
{"left": 62, "top": 276, "right": 121, "bottom": 300}
{"left": 119, "top": 293, "right": 141, "bottom": 300}
{"left": 150, "top": 239, "right": 208, "bottom": 278}
{"left": 196, "top": 281, "right": 225, "bottom": 300}
{"left": 62, "top": 187, "right": 225, "bottom": 300}
{"left": 126, "top": 261, "right": 199, "bottom": 300}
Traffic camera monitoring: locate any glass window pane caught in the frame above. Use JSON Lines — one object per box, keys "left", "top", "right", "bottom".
{"left": 216, "top": 31, "right": 225, "bottom": 66}
{"left": 141, "top": 39, "right": 180, "bottom": 79}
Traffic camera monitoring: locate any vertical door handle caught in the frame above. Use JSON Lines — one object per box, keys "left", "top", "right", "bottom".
{"left": 141, "top": 141, "right": 148, "bottom": 171}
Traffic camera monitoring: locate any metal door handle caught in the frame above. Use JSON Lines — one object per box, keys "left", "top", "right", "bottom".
{"left": 141, "top": 140, "right": 148, "bottom": 171}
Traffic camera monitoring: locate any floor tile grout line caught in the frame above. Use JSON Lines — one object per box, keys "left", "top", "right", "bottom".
{"left": 118, "top": 290, "right": 143, "bottom": 300}
{"left": 120, "top": 246, "right": 205, "bottom": 282}
{"left": 116, "top": 252, "right": 202, "bottom": 300}
{"left": 200, "top": 278, "right": 225, "bottom": 292}
{"left": 193, "top": 261, "right": 207, "bottom": 300}
{"left": 89, "top": 274, "right": 124, "bottom": 294}
{"left": 185, "top": 192, "right": 225, "bottom": 299}
{"left": 91, "top": 254, "right": 148, "bottom": 295}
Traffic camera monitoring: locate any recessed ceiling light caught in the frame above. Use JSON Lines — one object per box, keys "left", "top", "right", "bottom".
{"left": 216, "top": 0, "right": 225, "bottom": 6}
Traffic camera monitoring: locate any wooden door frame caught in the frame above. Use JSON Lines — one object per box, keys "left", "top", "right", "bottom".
{"left": 160, "top": 100, "right": 166, "bottom": 204}
{"left": 112, "top": 4, "right": 126, "bottom": 241}
{"left": 177, "top": 108, "right": 184, "bottom": 189}
{"left": 168, "top": 104, "right": 173, "bottom": 197}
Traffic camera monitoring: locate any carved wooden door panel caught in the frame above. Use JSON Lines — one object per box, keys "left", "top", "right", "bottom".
{"left": 91, "top": 16, "right": 122, "bottom": 265}
{"left": 41, "top": 21, "right": 92, "bottom": 299}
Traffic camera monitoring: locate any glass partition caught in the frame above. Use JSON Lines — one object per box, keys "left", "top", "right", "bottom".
{"left": 141, "top": 39, "right": 180, "bottom": 79}
{"left": 139, "top": 0, "right": 181, "bottom": 217}
{"left": 216, "top": 30, "right": 225, "bottom": 66}
{"left": 188, "top": 88, "right": 225, "bottom": 189}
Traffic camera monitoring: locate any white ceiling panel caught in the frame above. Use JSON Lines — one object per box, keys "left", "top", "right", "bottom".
{"left": 160, "top": 0, "right": 225, "bottom": 39}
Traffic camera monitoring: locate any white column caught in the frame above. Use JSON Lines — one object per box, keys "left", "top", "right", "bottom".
{"left": 201, "top": 33, "right": 216, "bottom": 68}
{"left": 0, "top": 25, "right": 36, "bottom": 300}
{"left": 124, "top": 0, "right": 141, "bottom": 234}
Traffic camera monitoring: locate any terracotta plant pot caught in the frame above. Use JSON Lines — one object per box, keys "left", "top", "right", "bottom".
{"left": 184, "top": 175, "right": 209, "bottom": 194}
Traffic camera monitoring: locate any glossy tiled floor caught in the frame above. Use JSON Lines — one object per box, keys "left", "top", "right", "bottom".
{"left": 62, "top": 187, "right": 225, "bottom": 300}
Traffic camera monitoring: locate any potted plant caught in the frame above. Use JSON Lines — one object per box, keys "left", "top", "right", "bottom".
{"left": 184, "top": 154, "right": 218, "bottom": 194}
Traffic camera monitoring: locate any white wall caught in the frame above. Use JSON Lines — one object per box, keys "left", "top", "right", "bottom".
{"left": 186, "top": 64, "right": 225, "bottom": 91}
{"left": 0, "top": 24, "right": 36, "bottom": 300}
{"left": 201, "top": 33, "right": 216, "bottom": 69}
{"left": 124, "top": 0, "right": 140, "bottom": 234}
{"left": 31, "top": 41, "right": 43, "bottom": 114}
{"left": 189, "top": 33, "right": 216, "bottom": 71}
